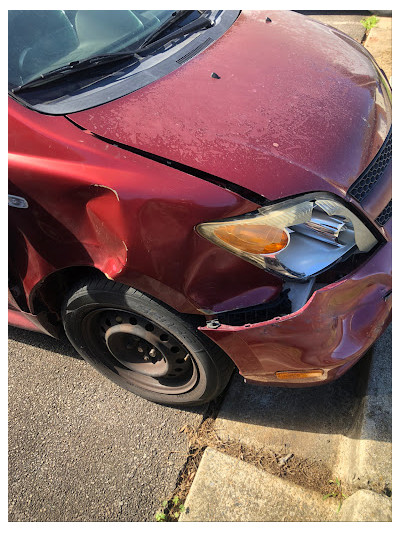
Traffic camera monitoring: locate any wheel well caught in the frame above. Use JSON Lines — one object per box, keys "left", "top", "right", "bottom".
{"left": 30, "top": 266, "right": 107, "bottom": 334}
{"left": 30, "top": 266, "right": 210, "bottom": 337}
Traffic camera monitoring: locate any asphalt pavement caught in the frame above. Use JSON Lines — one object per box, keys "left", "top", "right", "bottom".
{"left": 8, "top": 327, "right": 206, "bottom": 521}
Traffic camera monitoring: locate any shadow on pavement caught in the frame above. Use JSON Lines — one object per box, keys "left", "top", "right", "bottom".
{"left": 8, "top": 325, "right": 391, "bottom": 442}
{"left": 221, "top": 356, "right": 368, "bottom": 430}
{"left": 218, "top": 330, "right": 391, "bottom": 444}
{"left": 8, "top": 325, "right": 82, "bottom": 359}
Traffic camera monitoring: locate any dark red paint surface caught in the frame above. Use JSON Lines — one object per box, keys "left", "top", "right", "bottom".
{"left": 8, "top": 97, "right": 282, "bottom": 319}
{"left": 8, "top": 10, "right": 392, "bottom": 386}
{"left": 70, "top": 10, "right": 391, "bottom": 221}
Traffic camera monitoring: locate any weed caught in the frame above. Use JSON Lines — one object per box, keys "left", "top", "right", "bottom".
{"left": 153, "top": 398, "right": 225, "bottom": 522}
{"left": 154, "top": 496, "right": 186, "bottom": 522}
{"left": 323, "top": 477, "right": 348, "bottom": 513}
{"left": 361, "top": 15, "right": 379, "bottom": 31}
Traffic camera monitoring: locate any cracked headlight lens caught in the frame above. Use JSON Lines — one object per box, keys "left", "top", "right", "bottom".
{"left": 196, "top": 193, "right": 378, "bottom": 280}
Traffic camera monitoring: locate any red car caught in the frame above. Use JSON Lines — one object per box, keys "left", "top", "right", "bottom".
{"left": 8, "top": 10, "right": 392, "bottom": 406}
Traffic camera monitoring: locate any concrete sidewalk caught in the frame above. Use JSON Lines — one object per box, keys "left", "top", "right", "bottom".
{"left": 180, "top": 13, "right": 392, "bottom": 522}
{"left": 300, "top": 12, "right": 368, "bottom": 43}
{"left": 307, "top": 12, "right": 392, "bottom": 79}
{"left": 364, "top": 16, "right": 392, "bottom": 79}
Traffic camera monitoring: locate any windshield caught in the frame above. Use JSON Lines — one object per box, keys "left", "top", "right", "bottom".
{"left": 8, "top": 10, "right": 178, "bottom": 88}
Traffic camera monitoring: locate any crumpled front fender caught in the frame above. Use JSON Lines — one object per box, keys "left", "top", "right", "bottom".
{"left": 199, "top": 232, "right": 392, "bottom": 386}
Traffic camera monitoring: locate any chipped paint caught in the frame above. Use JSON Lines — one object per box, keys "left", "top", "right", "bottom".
{"left": 92, "top": 183, "right": 120, "bottom": 201}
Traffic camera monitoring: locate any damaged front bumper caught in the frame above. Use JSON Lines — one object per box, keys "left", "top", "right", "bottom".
{"left": 199, "top": 230, "right": 392, "bottom": 387}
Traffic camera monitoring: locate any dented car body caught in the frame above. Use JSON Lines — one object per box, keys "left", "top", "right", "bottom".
{"left": 8, "top": 10, "right": 391, "bottom": 405}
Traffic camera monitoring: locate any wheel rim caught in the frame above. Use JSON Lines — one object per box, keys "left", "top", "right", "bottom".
{"left": 81, "top": 308, "right": 199, "bottom": 395}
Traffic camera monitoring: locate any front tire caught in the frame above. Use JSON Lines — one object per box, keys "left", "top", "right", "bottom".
{"left": 62, "top": 277, "right": 234, "bottom": 406}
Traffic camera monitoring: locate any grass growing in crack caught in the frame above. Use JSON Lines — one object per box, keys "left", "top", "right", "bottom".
{"left": 323, "top": 477, "right": 348, "bottom": 513}
{"left": 361, "top": 15, "right": 379, "bottom": 31}
{"left": 155, "top": 496, "right": 185, "bottom": 522}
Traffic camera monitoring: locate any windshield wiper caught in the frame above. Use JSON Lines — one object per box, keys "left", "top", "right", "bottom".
{"left": 137, "top": 10, "right": 193, "bottom": 50}
{"left": 135, "top": 11, "right": 214, "bottom": 54}
{"left": 11, "top": 52, "right": 140, "bottom": 93}
{"left": 11, "top": 11, "right": 214, "bottom": 93}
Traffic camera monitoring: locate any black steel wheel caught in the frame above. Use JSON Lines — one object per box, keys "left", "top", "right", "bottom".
{"left": 62, "top": 277, "right": 234, "bottom": 406}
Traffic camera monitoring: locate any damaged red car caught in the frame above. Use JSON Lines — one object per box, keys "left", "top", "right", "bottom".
{"left": 8, "top": 10, "right": 392, "bottom": 406}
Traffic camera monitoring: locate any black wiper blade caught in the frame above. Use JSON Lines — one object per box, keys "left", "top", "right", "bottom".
{"left": 11, "top": 12, "right": 214, "bottom": 94}
{"left": 12, "top": 52, "right": 139, "bottom": 93}
{"left": 135, "top": 11, "right": 214, "bottom": 54}
{"left": 137, "top": 10, "right": 193, "bottom": 50}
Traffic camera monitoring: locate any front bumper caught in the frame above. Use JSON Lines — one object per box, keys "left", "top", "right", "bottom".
{"left": 199, "top": 227, "right": 392, "bottom": 387}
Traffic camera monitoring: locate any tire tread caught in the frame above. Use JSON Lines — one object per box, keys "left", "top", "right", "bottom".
{"left": 62, "top": 275, "right": 234, "bottom": 406}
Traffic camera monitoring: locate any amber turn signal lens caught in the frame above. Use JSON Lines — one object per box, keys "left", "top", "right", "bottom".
{"left": 214, "top": 224, "right": 288, "bottom": 254}
{"left": 275, "top": 370, "right": 324, "bottom": 380}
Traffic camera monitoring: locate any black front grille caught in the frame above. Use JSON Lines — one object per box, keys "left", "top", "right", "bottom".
{"left": 217, "top": 290, "right": 292, "bottom": 327}
{"left": 348, "top": 129, "right": 392, "bottom": 204}
{"left": 375, "top": 200, "right": 392, "bottom": 227}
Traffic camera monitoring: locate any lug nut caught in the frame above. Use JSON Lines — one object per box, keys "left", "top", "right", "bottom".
{"left": 149, "top": 348, "right": 157, "bottom": 358}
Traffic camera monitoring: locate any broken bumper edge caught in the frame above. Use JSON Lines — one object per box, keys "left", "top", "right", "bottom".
{"left": 199, "top": 239, "right": 392, "bottom": 387}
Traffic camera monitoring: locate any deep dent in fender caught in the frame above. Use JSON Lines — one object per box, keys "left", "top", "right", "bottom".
{"left": 84, "top": 184, "right": 127, "bottom": 278}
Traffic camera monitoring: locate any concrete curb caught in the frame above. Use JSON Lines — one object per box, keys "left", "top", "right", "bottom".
{"left": 339, "top": 490, "right": 391, "bottom": 522}
{"left": 180, "top": 448, "right": 338, "bottom": 522}
{"left": 181, "top": 451, "right": 391, "bottom": 522}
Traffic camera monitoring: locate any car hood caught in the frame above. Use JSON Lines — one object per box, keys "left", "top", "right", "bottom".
{"left": 68, "top": 10, "right": 391, "bottom": 203}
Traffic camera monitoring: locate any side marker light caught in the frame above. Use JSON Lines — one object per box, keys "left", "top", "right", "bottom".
{"left": 275, "top": 370, "right": 324, "bottom": 380}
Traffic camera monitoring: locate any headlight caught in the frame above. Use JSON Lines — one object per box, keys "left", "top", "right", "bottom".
{"left": 196, "top": 193, "right": 378, "bottom": 280}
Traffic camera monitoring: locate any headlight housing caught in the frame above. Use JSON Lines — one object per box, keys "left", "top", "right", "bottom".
{"left": 196, "top": 193, "right": 378, "bottom": 280}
